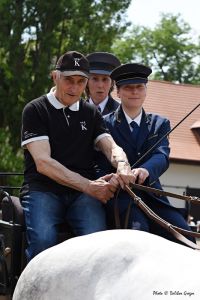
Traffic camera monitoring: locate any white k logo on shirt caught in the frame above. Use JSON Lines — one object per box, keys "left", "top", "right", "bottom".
{"left": 80, "top": 121, "right": 87, "bottom": 130}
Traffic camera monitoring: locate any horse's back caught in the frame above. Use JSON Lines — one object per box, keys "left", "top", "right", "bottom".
{"left": 13, "top": 230, "right": 200, "bottom": 300}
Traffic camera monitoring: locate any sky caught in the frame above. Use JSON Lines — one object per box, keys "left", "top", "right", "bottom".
{"left": 127, "top": 0, "right": 200, "bottom": 36}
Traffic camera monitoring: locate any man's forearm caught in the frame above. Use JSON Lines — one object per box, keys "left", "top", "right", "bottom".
{"left": 110, "top": 144, "right": 129, "bottom": 168}
{"left": 97, "top": 136, "right": 129, "bottom": 169}
{"left": 36, "top": 156, "right": 90, "bottom": 193}
{"left": 97, "top": 136, "right": 136, "bottom": 188}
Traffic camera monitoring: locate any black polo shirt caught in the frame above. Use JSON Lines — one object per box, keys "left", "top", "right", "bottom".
{"left": 21, "top": 92, "right": 110, "bottom": 195}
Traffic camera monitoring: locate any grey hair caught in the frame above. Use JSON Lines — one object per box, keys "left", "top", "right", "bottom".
{"left": 56, "top": 70, "right": 61, "bottom": 79}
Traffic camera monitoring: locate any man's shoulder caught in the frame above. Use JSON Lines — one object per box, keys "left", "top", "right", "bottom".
{"left": 145, "top": 112, "right": 169, "bottom": 123}
{"left": 80, "top": 98, "right": 97, "bottom": 112}
{"left": 103, "top": 110, "right": 116, "bottom": 124}
{"left": 144, "top": 112, "right": 170, "bottom": 130}
{"left": 24, "top": 95, "right": 47, "bottom": 110}
{"left": 107, "top": 96, "right": 120, "bottom": 108}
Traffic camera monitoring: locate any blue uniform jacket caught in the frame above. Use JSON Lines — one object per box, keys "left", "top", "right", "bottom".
{"left": 96, "top": 105, "right": 172, "bottom": 206}
{"left": 87, "top": 96, "right": 119, "bottom": 116}
{"left": 101, "top": 96, "right": 119, "bottom": 116}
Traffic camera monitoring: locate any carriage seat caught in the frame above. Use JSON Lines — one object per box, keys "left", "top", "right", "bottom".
{"left": 1, "top": 194, "right": 75, "bottom": 241}
{"left": 2, "top": 195, "right": 25, "bottom": 227}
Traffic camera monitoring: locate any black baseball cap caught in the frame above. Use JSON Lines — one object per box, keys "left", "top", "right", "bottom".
{"left": 111, "top": 63, "right": 152, "bottom": 86}
{"left": 56, "top": 51, "right": 89, "bottom": 78}
{"left": 86, "top": 52, "right": 121, "bottom": 75}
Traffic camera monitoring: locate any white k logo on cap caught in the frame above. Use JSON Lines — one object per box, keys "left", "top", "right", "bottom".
{"left": 74, "top": 58, "right": 81, "bottom": 66}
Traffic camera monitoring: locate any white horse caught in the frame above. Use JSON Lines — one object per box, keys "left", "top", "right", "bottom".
{"left": 13, "top": 230, "right": 200, "bottom": 300}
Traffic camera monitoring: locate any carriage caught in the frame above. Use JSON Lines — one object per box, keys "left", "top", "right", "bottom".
{"left": 0, "top": 172, "right": 75, "bottom": 297}
{"left": 0, "top": 171, "right": 200, "bottom": 298}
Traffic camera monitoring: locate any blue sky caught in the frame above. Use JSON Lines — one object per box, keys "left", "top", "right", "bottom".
{"left": 127, "top": 0, "right": 200, "bottom": 35}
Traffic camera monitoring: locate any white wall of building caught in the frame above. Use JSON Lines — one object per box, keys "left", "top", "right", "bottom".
{"left": 160, "top": 162, "right": 200, "bottom": 208}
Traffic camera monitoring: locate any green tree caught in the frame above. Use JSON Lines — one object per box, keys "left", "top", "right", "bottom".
{"left": 0, "top": 0, "right": 131, "bottom": 174}
{"left": 0, "top": 128, "right": 23, "bottom": 189}
{"left": 112, "top": 13, "right": 200, "bottom": 84}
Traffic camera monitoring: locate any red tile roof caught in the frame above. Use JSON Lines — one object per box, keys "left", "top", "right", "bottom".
{"left": 113, "top": 80, "right": 200, "bottom": 164}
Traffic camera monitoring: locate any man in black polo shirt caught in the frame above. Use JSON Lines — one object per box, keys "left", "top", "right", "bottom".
{"left": 21, "top": 51, "right": 134, "bottom": 261}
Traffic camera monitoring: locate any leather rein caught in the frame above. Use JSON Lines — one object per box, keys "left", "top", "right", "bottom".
{"left": 130, "top": 183, "right": 200, "bottom": 204}
{"left": 124, "top": 184, "right": 200, "bottom": 250}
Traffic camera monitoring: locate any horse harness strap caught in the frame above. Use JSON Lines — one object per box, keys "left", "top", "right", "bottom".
{"left": 120, "top": 184, "right": 200, "bottom": 236}
{"left": 121, "top": 185, "right": 200, "bottom": 250}
{"left": 114, "top": 188, "right": 121, "bottom": 229}
{"left": 131, "top": 183, "right": 200, "bottom": 204}
{"left": 113, "top": 182, "right": 200, "bottom": 249}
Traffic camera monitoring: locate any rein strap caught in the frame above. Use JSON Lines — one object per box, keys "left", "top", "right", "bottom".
{"left": 124, "top": 185, "right": 200, "bottom": 250}
{"left": 131, "top": 183, "right": 200, "bottom": 204}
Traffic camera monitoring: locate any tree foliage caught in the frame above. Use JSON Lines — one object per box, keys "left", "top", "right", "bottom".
{"left": 0, "top": 127, "right": 23, "bottom": 189}
{"left": 0, "top": 0, "right": 131, "bottom": 173}
{"left": 112, "top": 13, "right": 200, "bottom": 84}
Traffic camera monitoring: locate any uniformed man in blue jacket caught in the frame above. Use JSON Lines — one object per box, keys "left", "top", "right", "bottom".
{"left": 96, "top": 63, "right": 195, "bottom": 244}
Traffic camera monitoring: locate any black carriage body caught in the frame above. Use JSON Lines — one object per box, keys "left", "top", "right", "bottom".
{"left": 0, "top": 172, "right": 74, "bottom": 296}
{"left": 0, "top": 185, "right": 26, "bottom": 296}
{"left": 0, "top": 220, "right": 24, "bottom": 295}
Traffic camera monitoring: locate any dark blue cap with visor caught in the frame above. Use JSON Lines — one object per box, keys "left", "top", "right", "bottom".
{"left": 86, "top": 52, "right": 121, "bottom": 75}
{"left": 111, "top": 63, "right": 152, "bottom": 86}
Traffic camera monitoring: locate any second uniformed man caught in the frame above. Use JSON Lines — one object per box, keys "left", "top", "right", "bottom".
{"left": 86, "top": 52, "right": 120, "bottom": 115}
